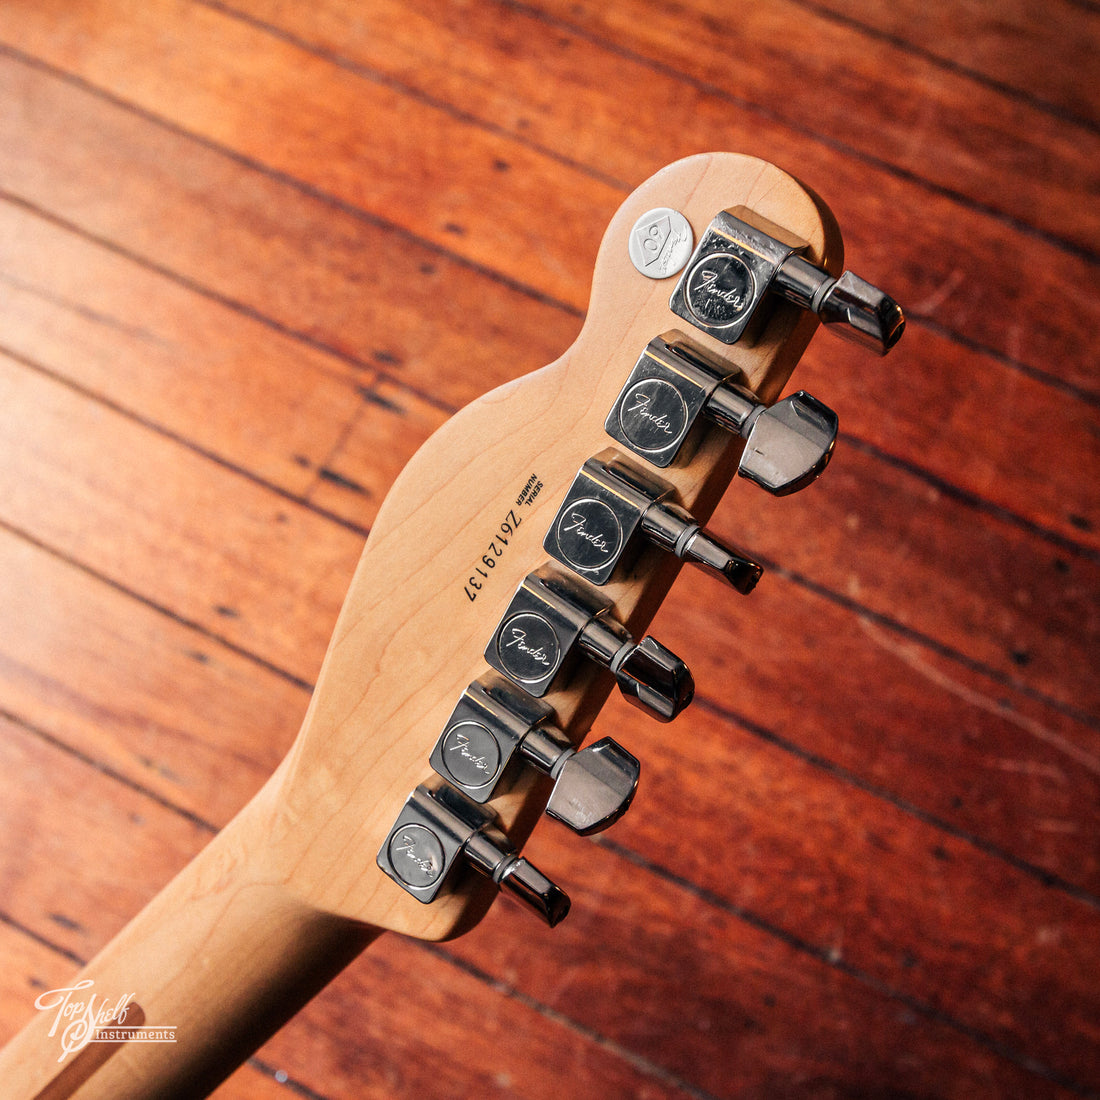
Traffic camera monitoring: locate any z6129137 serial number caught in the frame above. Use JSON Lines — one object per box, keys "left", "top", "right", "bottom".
{"left": 464, "top": 510, "right": 521, "bottom": 601}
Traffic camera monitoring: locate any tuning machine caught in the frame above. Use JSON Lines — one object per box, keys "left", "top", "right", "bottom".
{"left": 485, "top": 566, "right": 693, "bottom": 722}
{"left": 669, "top": 206, "right": 905, "bottom": 354}
{"left": 429, "top": 677, "right": 639, "bottom": 835}
{"left": 544, "top": 451, "right": 762, "bottom": 592}
{"left": 606, "top": 334, "right": 837, "bottom": 494}
{"left": 378, "top": 784, "right": 570, "bottom": 926}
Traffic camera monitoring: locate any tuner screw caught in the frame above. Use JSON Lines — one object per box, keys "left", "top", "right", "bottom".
{"left": 430, "top": 678, "right": 639, "bottom": 834}
{"left": 544, "top": 451, "right": 762, "bottom": 591}
{"left": 669, "top": 206, "right": 905, "bottom": 353}
{"left": 377, "top": 784, "right": 570, "bottom": 926}
{"left": 606, "top": 334, "right": 837, "bottom": 495}
{"left": 485, "top": 566, "right": 694, "bottom": 722}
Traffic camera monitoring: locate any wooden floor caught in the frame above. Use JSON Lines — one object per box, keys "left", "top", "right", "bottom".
{"left": 0, "top": 1, "right": 1097, "bottom": 1096}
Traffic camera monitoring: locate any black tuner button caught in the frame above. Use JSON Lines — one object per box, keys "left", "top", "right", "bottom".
{"left": 544, "top": 452, "right": 762, "bottom": 592}
{"left": 669, "top": 206, "right": 905, "bottom": 354}
{"left": 706, "top": 385, "right": 839, "bottom": 497}
{"left": 485, "top": 566, "right": 694, "bottom": 722}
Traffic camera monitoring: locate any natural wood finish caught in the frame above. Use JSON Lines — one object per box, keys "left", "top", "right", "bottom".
{"left": 281, "top": 153, "right": 835, "bottom": 936}
{"left": 0, "top": 2, "right": 1095, "bottom": 1097}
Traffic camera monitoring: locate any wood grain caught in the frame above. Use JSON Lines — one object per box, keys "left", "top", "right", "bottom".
{"left": 0, "top": 0, "right": 1095, "bottom": 1096}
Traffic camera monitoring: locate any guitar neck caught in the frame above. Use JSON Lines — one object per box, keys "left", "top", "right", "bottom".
{"left": 0, "top": 773, "right": 379, "bottom": 1099}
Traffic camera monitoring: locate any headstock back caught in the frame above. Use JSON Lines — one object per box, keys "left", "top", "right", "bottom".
{"left": 269, "top": 152, "right": 888, "bottom": 939}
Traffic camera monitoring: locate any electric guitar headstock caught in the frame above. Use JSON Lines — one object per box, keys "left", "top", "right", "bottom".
{"left": 276, "top": 151, "right": 904, "bottom": 938}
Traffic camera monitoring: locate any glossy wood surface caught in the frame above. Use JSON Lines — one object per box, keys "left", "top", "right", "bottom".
{"left": 0, "top": 1, "right": 1096, "bottom": 1097}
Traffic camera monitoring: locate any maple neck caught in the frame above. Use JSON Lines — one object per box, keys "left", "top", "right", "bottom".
{"left": 0, "top": 774, "right": 379, "bottom": 1099}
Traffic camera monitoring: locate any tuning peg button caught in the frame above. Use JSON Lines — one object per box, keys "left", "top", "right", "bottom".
{"left": 775, "top": 260, "right": 905, "bottom": 354}
{"left": 485, "top": 566, "right": 694, "bottom": 722}
{"left": 669, "top": 206, "right": 905, "bottom": 353}
{"left": 706, "top": 386, "right": 838, "bottom": 497}
{"left": 608, "top": 635, "right": 695, "bottom": 722}
{"left": 606, "top": 334, "right": 837, "bottom": 495}
{"left": 544, "top": 452, "right": 762, "bottom": 592}
{"left": 544, "top": 737, "right": 639, "bottom": 835}
{"left": 378, "top": 784, "right": 570, "bottom": 926}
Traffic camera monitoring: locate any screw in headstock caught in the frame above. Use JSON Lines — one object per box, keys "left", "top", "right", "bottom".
{"left": 544, "top": 451, "right": 762, "bottom": 592}
{"left": 669, "top": 207, "right": 905, "bottom": 354}
{"left": 485, "top": 566, "right": 694, "bottom": 722}
{"left": 377, "top": 784, "right": 571, "bottom": 926}
{"left": 429, "top": 677, "right": 639, "bottom": 835}
{"left": 606, "top": 334, "right": 837, "bottom": 495}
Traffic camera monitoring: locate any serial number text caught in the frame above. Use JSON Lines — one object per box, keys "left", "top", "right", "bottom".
{"left": 464, "top": 510, "right": 522, "bottom": 602}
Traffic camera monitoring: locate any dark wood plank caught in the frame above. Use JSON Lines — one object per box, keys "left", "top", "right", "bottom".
{"left": 0, "top": 48, "right": 575, "bottom": 410}
{"left": 713, "top": 441, "right": 1100, "bottom": 720}
{"left": 0, "top": 528, "right": 299, "bottom": 821}
{"left": 0, "top": 0, "right": 621, "bottom": 306}
{"left": 814, "top": 0, "right": 1100, "bottom": 125}
{"left": 230, "top": 0, "right": 1100, "bottom": 253}
{"left": 661, "top": 566, "right": 1100, "bottom": 893}
{"left": 590, "top": 696, "right": 1100, "bottom": 1086}
{"left": 0, "top": 198, "right": 362, "bottom": 496}
{"left": 0, "top": 351, "right": 360, "bottom": 684}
